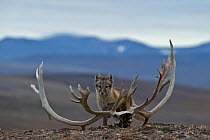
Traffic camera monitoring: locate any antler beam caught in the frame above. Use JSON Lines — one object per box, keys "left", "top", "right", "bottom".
{"left": 31, "top": 62, "right": 104, "bottom": 129}
{"left": 131, "top": 39, "right": 176, "bottom": 125}
{"left": 31, "top": 63, "right": 133, "bottom": 129}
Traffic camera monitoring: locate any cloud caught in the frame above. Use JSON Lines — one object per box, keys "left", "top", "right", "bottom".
{"left": 0, "top": 0, "right": 210, "bottom": 47}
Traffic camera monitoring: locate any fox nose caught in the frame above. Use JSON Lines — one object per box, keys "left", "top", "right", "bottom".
{"left": 100, "top": 92, "right": 105, "bottom": 95}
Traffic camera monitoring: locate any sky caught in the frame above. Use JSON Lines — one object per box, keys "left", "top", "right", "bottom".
{"left": 0, "top": 0, "right": 210, "bottom": 47}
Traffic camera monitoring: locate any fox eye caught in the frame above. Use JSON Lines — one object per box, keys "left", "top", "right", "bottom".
{"left": 105, "top": 86, "right": 109, "bottom": 89}
{"left": 97, "top": 85, "right": 101, "bottom": 88}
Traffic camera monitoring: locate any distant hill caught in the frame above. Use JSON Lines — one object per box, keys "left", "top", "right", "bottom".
{"left": 0, "top": 34, "right": 158, "bottom": 59}
{"left": 0, "top": 33, "right": 210, "bottom": 89}
{"left": 0, "top": 34, "right": 210, "bottom": 59}
{"left": 176, "top": 41, "right": 210, "bottom": 54}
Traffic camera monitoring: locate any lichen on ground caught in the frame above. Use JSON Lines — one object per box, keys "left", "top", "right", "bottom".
{"left": 1, "top": 123, "right": 210, "bottom": 140}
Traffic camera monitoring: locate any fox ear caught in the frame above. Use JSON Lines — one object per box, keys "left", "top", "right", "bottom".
{"left": 107, "top": 74, "right": 114, "bottom": 83}
{"left": 95, "top": 73, "right": 101, "bottom": 82}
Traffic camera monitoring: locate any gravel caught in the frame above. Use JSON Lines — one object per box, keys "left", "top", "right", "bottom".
{"left": 1, "top": 123, "right": 210, "bottom": 140}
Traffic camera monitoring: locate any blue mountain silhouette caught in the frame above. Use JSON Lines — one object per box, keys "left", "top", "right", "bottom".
{"left": 0, "top": 33, "right": 210, "bottom": 89}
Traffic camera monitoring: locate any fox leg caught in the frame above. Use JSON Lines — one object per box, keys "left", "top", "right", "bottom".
{"left": 102, "top": 107, "right": 108, "bottom": 126}
{"left": 103, "top": 117, "right": 108, "bottom": 126}
{"left": 142, "top": 118, "right": 149, "bottom": 126}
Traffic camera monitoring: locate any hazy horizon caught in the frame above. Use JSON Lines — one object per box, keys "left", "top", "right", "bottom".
{"left": 1, "top": 32, "right": 209, "bottom": 49}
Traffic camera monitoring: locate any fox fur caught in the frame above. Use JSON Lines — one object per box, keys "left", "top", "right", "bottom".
{"left": 94, "top": 73, "right": 143, "bottom": 126}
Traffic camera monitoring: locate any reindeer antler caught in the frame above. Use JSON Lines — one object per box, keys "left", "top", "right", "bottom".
{"left": 128, "top": 39, "right": 176, "bottom": 125}
{"left": 31, "top": 40, "right": 176, "bottom": 128}
{"left": 31, "top": 64, "right": 133, "bottom": 130}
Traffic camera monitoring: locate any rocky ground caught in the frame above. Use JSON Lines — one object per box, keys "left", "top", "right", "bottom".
{"left": 1, "top": 123, "right": 210, "bottom": 140}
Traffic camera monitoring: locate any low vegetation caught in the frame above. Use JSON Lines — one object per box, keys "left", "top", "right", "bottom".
{"left": 1, "top": 123, "right": 209, "bottom": 139}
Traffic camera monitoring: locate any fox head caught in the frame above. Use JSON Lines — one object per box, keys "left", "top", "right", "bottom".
{"left": 94, "top": 73, "right": 114, "bottom": 95}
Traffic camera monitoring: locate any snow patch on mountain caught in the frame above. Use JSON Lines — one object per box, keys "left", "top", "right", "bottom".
{"left": 117, "top": 45, "right": 126, "bottom": 53}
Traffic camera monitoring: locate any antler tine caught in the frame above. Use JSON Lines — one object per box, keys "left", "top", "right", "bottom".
{"left": 69, "top": 84, "right": 102, "bottom": 115}
{"left": 132, "top": 98, "right": 149, "bottom": 111}
{"left": 126, "top": 88, "right": 137, "bottom": 110}
{"left": 135, "top": 39, "right": 176, "bottom": 126}
{"left": 111, "top": 81, "right": 126, "bottom": 112}
{"left": 158, "top": 42, "right": 172, "bottom": 92}
{"left": 69, "top": 98, "right": 80, "bottom": 103}
{"left": 126, "top": 75, "right": 139, "bottom": 109}
{"left": 118, "top": 80, "right": 129, "bottom": 98}
{"left": 149, "top": 39, "right": 176, "bottom": 115}
{"left": 69, "top": 85, "right": 82, "bottom": 103}
{"left": 142, "top": 45, "right": 173, "bottom": 107}
{"left": 130, "top": 75, "right": 139, "bottom": 90}
{"left": 144, "top": 74, "right": 162, "bottom": 106}
{"left": 165, "top": 56, "right": 171, "bottom": 77}
{"left": 69, "top": 85, "right": 81, "bottom": 100}
{"left": 36, "top": 68, "right": 39, "bottom": 80}
{"left": 158, "top": 78, "right": 171, "bottom": 92}
{"left": 37, "top": 62, "right": 44, "bottom": 92}
{"left": 78, "top": 84, "right": 89, "bottom": 96}
{"left": 130, "top": 75, "right": 139, "bottom": 96}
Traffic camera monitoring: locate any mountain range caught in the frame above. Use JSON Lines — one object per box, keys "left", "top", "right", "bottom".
{"left": 0, "top": 33, "right": 210, "bottom": 89}
{"left": 0, "top": 34, "right": 159, "bottom": 59}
